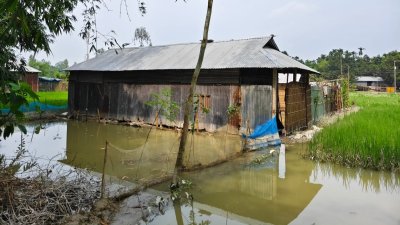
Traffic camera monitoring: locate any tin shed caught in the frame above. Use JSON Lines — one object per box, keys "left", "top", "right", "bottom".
{"left": 19, "top": 66, "right": 40, "bottom": 92}
{"left": 67, "top": 36, "right": 319, "bottom": 134}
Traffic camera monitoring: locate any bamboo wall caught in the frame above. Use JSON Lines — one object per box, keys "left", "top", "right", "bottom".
{"left": 279, "top": 82, "right": 311, "bottom": 133}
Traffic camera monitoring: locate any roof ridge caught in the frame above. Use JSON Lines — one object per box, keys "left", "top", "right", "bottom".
{"left": 115, "top": 35, "right": 273, "bottom": 51}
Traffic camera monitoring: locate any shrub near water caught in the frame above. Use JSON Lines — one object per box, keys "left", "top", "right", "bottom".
{"left": 308, "top": 92, "right": 400, "bottom": 171}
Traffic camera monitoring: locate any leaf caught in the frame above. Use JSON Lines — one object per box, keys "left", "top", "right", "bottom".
{"left": 3, "top": 124, "right": 14, "bottom": 139}
{"left": 17, "top": 124, "right": 27, "bottom": 134}
{"left": 34, "top": 126, "right": 41, "bottom": 134}
{"left": 9, "top": 82, "right": 20, "bottom": 91}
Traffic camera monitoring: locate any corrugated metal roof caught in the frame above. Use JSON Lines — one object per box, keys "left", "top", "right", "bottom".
{"left": 24, "top": 66, "right": 41, "bottom": 73}
{"left": 67, "top": 36, "right": 319, "bottom": 74}
{"left": 39, "top": 76, "right": 62, "bottom": 82}
{"left": 356, "top": 76, "right": 384, "bottom": 82}
{"left": 11, "top": 65, "right": 41, "bottom": 73}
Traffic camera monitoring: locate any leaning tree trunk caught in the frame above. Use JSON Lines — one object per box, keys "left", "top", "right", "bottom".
{"left": 173, "top": 0, "right": 214, "bottom": 183}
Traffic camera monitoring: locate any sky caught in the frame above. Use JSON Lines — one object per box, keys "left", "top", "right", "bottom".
{"left": 26, "top": 0, "right": 400, "bottom": 65}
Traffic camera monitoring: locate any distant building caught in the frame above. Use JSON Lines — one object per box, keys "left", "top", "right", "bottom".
{"left": 39, "top": 76, "right": 62, "bottom": 92}
{"left": 19, "top": 66, "right": 40, "bottom": 92}
{"left": 355, "top": 76, "right": 384, "bottom": 91}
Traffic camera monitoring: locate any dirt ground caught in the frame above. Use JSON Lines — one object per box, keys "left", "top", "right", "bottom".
{"left": 61, "top": 176, "right": 170, "bottom": 225}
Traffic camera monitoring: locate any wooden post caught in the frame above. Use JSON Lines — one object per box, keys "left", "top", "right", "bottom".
{"left": 101, "top": 141, "right": 108, "bottom": 199}
{"left": 272, "top": 69, "right": 278, "bottom": 117}
{"left": 303, "top": 73, "right": 309, "bottom": 128}
{"left": 97, "top": 108, "right": 101, "bottom": 122}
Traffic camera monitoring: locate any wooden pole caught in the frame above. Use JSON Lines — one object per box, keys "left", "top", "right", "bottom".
{"left": 101, "top": 141, "right": 108, "bottom": 199}
{"left": 174, "top": 0, "right": 213, "bottom": 184}
{"left": 394, "top": 61, "right": 397, "bottom": 93}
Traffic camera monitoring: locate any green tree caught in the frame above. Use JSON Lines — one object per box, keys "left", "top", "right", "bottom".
{"left": 174, "top": 0, "right": 214, "bottom": 181}
{"left": 28, "top": 56, "right": 69, "bottom": 79}
{"left": 305, "top": 48, "right": 400, "bottom": 86}
{"left": 28, "top": 56, "right": 53, "bottom": 77}
{"left": 133, "top": 26, "right": 152, "bottom": 47}
{"left": 0, "top": 0, "right": 93, "bottom": 139}
{"left": 146, "top": 88, "right": 179, "bottom": 123}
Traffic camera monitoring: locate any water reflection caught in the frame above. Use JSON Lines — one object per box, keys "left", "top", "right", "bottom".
{"left": 1, "top": 121, "right": 399, "bottom": 225}
{"left": 312, "top": 162, "right": 400, "bottom": 193}
{"left": 149, "top": 144, "right": 400, "bottom": 225}
{"left": 174, "top": 148, "right": 321, "bottom": 225}
{"left": 0, "top": 122, "right": 67, "bottom": 165}
{"left": 62, "top": 121, "right": 242, "bottom": 182}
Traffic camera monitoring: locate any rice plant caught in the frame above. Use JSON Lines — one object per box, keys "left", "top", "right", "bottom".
{"left": 31, "top": 91, "right": 68, "bottom": 106}
{"left": 308, "top": 92, "right": 400, "bottom": 172}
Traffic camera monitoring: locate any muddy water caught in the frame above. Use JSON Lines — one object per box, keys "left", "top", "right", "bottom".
{"left": 1, "top": 121, "right": 399, "bottom": 225}
{"left": 0, "top": 121, "right": 242, "bottom": 181}
{"left": 148, "top": 147, "right": 400, "bottom": 225}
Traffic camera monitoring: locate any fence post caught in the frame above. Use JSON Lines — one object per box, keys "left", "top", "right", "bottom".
{"left": 101, "top": 141, "right": 108, "bottom": 199}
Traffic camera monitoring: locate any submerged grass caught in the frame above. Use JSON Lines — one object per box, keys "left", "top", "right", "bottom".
{"left": 308, "top": 92, "right": 400, "bottom": 172}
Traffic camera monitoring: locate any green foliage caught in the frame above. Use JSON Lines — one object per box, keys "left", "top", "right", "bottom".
{"left": 227, "top": 104, "right": 240, "bottom": 118}
{"left": 251, "top": 153, "right": 272, "bottom": 165}
{"left": 80, "top": 1, "right": 146, "bottom": 54}
{"left": 0, "top": 0, "right": 84, "bottom": 140}
{"left": 308, "top": 92, "right": 400, "bottom": 171}
{"left": 201, "top": 106, "right": 210, "bottom": 114}
{"left": 170, "top": 178, "right": 193, "bottom": 202}
{"left": 146, "top": 88, "right": 180, "bottom": 123}
{"left": 305, "top": 49, "right": 400, "bottom": 85}
{"left": 28, "top": 56, "right": 69, "bottom": 79}
{"left": 0, "top": 135, "right": 37, "bottom": 177}
{"left": 0, "top": 81, "right": 39, "bottom": 139}
{"left": 341, "top": 77, "right": 350, "bottom": 108}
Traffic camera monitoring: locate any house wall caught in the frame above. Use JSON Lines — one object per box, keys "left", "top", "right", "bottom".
{"left": 355, "top": 81, "right": 382, "bottom": 87}
{"left": 20, "top": 72, "right": 39, "bottom": 92}
{"left": 69, "top": 69, "right": 274, "bottom": 133}
{"left": 39, "top": 81, "right": 60, "bottom": 91}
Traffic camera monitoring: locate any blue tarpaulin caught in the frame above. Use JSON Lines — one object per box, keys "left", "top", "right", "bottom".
{"left": 247, "top": 116, "right": 279, "bottom": 139}
{"left": 244, "top": 116, "right": 281, "bottom": 150}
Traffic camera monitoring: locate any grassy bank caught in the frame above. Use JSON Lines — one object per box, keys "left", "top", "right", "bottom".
{"left": 32, "top": 91, "right": 68, "bottom": 106}
{"left": 1, "top": 91, "right": 68, "bottom": 109}
{"left": 308, "top": 92, "right": 400, "bottom": 171}
{"left": 1, "top": 91, "right": 68, "bottom": 111}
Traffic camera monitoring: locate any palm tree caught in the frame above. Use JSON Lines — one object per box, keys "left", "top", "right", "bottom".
{"left": 358, "top": 47, "right": 365, "bottom": 56}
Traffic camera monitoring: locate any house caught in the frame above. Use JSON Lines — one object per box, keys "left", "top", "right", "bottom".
{"left": 355, "top": 76, "right": 384, "bottom": 91}
{"left": 67, "top": 36, "right": 319, "bottom": 134}
{"left": 19, "top": 66, "right": 40, "bottom": 92}
{"left": 39, "top": 76, "right": 62, "bottom": 91}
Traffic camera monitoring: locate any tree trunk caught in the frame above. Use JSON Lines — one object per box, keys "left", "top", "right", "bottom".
{"left": 173, "top": 0, "right": 214, "bottom": 183}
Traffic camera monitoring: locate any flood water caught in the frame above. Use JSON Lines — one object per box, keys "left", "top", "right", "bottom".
{"left": 0, "top": 121, "right": 399, "bottom": 225}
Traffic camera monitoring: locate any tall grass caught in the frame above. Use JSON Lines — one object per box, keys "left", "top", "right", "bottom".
{"left": 0, "top": 91, "right": 68, "bottom": 109}
{"left": 31, "top": 91, "right": 68, "bottom": 106}
{"left": 308, "top": 92, "right": 400, "bottom": 171}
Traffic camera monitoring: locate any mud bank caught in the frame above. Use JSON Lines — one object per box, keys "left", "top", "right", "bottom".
{"left": 283, "top": 106, "right": 359, "bottom": 143}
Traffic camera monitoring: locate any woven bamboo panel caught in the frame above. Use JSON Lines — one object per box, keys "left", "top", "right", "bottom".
{"left": 278, "top": 84, "right": 286, "bottom": 124}
{"left": 284, "top": 83, "right": 311, "bottom": 133}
